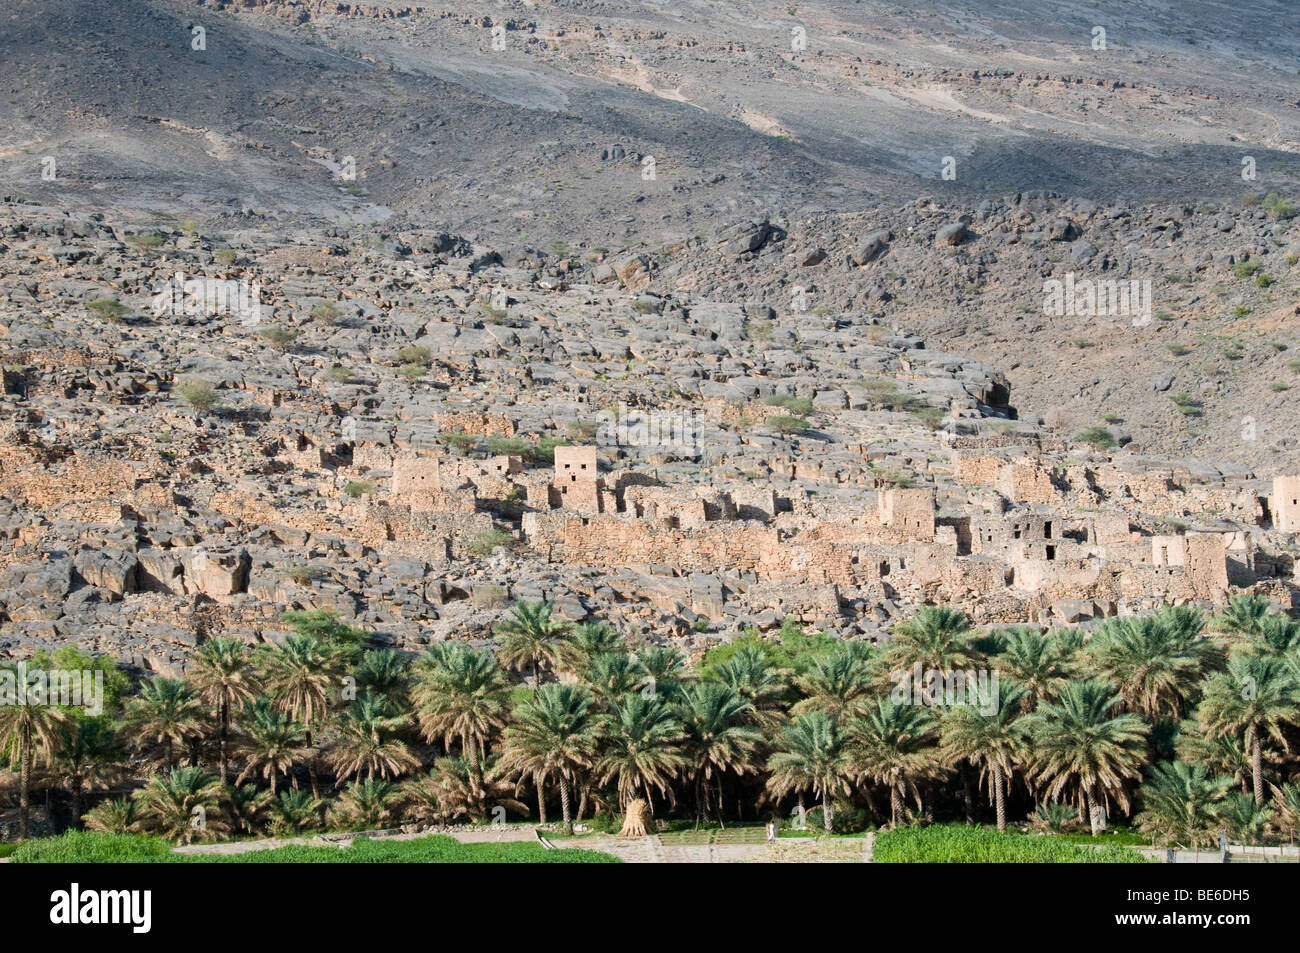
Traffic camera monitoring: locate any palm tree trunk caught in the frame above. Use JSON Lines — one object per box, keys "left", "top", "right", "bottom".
{"left": 18, "top": 723, "right": 31, "bottom": 839}
{"left": 306, "top": 728, "right": 320, "bottom": 799}
{"left": 218, "top": 700, "right": 229, "bottom": 782}
{"left": 532, "top": 660, "right": 540, "bottom": 701}
{"left": 560, "top": 775, "right": 573, "bottom": 835}
{"left": 890, "top": 786, "right": 901, "bottom": 828}
{"left": 961, "top": 761, "right": 976, "bottom": 823}
{"left": 1249, "top": 723, "right": 1263, "bottom": 805}
{"left": 270, "top": 769, "right": 278, "bottom": 798}
{"left": 992, "top": 763, "right": 1006, "bottom": 833}
{"left": 717, "top": 776, "right": 727, "bottom": 830}
{"left": 72, "top": 776, "right": 85, "bottom": 828}
{"left": 536, "top": 775, "right": 547, "bottom": 824}
{"left": 822, "top": 787, "right": 834, "bottom": 832}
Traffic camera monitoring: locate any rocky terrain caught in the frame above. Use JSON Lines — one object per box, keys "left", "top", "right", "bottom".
{"left": 0, "top": 0, "right": 1298, "bottom": 674}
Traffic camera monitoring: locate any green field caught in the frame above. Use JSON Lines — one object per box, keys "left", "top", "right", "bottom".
{"left": 9, "top": 831, "right": 619, "bottom": 864}
{"left": 873, "top": 824, "right": 1150, "bottom": 863}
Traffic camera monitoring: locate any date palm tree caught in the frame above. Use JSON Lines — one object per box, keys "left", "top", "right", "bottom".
{"left": 0, "top": 693, "right": 68, "bottom": 838}
{"left": 1175, "top": 719, "right": 1255, "bottom": 796}
{"left": 679, "top": 682, "right": 762, "bottom": 827}
{"left": 1270, "top": 781, "right": 1300, "bottom": 845}
{"left": 709, "top": 642, "right": 788, "bottom": 730}
{"left": 583, "top": 651, "right": 647, "bottom": 707}
{"left": 793, "top": 642, "right": 876, "bottom": 720}
{"left": 638, "top": 645, "right": 691, "bottom": 702}
{"left": 326, "top": 694, "right": 420, "bottom": 782}
{"left": 227, "top": 783, "right": 272, "bottom": 835}
{"left": 994, "top": 627, "right": 1072, "bottom": 710}
{"left": 883, "top": 605, "right": 983, "bottom": 680}
{"left": 406, "top": 756, "right": 527, "bottom": 825}
{"left": 559, "top": 621, "right": 621, "bottom": 676}
{"left": 54, "top": 716, "right": 120, "bottom": 827}
{"left": 132, "top": 765, "right": 227, "bottom": 845}
{"left": 1197, "top": 653, "right": 1300, "bottom": 805}
{"left": 190, "top": 637, "right": 260, "bottom": 782}
{"left": 1134, "top": 760, "right": 1231, "bottom": 847}
{"left": 330, "top": 777, "right": 405, "bottom": 830}
{"left": 236, "top": 699, "right": 303, "bottom": 796}
{"left": 1221, "top": 791, "right": 1272, "bottom": 844}
{"left": 262, "top": 634, "right": 342, "bottom": 796}
{"left": 1023, "top": 679, "right": 1149, "bottom": 826}
{"left": 939, "top": 680, "right": 1027, "bottom": 831}
{"left": 498, "top": 683, "right": 600, "bottom": 833}
{"left": 270, "top": 788, "right": 323, "bottom": 835}
{"left": 495, "top": 601, "right": 570, "bottom": 698}
{"left": 1244, "top": 614, "right": 1300, "bottom": 657}
{"left": 353, "top": 648, "right": 412, "bottom": 712}
{"left": 413, "top": 642, "right": 510, "bottom": 784}
{"left": 850, "top": 698, "right": 942, "bottom": 828}
{"left": 122, "top": 677, "right": 204, "bottom": 770}
{"left": 1212, "top": 593, "right": 1272, "bottom": 638}
{"left": 261, "top": 635, "right": 340, "bottom": 738}
{"left": 766, "top": 711, "right": 853, "bottom": 832}
{"left": 1087, "top": 607, "right": 1215, "bottom": 718}
{"left": 82, "top": 796, "right": 139, "bottom": 835}
{"left": 596, "top": 692, "right": 685, "bottom": 812}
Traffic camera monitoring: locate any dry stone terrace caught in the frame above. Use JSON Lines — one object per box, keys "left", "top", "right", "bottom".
{"left": 0, "top": 202, "right": 1297, "bottom": 678}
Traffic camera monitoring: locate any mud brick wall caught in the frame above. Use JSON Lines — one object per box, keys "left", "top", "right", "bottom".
{"left": 1185, "top": 534, "right": 1230, "bottom": 599}
{"left": 0, "top": 453, "right": 141, "bottom": 507}
{"left": 762, "top": 541, "right": 858, "bottom": 585}
{"left": 410, "top": 485, "right": 477, "bottom": 515}
{"left": 876, "top": 488, "right": 936, "bottom": 540}
{"left": 1273, "top": 475, "right": 1300, "bottom": 532}
{"left": 555, "top": 478, "right": 600, "bottom": 515}
{"left": 559, "top": 516, "right": 776, "bottom": 573}
{"left": 953, "top": 452, "right": 1005, "bottom": 485}
{"left": 393, "top": 455, "right": 443, "bottom": 496}
{"left": 1012, "top": 557, "right": 1103, "bottom": 597}
{"left": 996, "top": 461, "right": 1057, "bottom": 505}
{"left": 352, "top": 444, "right": 396, "bottom": 471}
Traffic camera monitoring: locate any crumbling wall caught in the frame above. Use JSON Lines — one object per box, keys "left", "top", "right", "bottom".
{"left": 1273, "top": 475, "right": 1300, "bottom": 532}
{"left": 876, "top": 488, "right": 935, "bottom": 540}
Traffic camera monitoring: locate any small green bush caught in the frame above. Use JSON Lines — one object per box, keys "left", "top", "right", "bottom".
{"left": 87, "top": 298, "right": 131, "bottom": 322}
{"left": 469, "top": 527, "right": 512, "bottom": 556}
{"left": 1261, "top": 192, "right": 1296, "bottom": 220}
{"left": 765, "top": 394, "right": 814, "bottom": 415}
{"left": 310, "top": 300, "right": 345, "bottom": 324}
{"left": 343, "top": 480, "right": 375, "bottom": 498}
{"left": 767, "top": 414, "right": 808, "bottom": 434}
{"left": 397, "top": 346, "right": 432, "bottom": 366}
{"left": 259, "top": 326, "right": 299, "bottom": 351}
{"left": 1076, "top": 426, "right": 1117, "bottom": 450}
{"left": 176, "top": 379, "right": 217, "bottom": 413}
{"left": 282, "top": 564, "right": 326, "bottom": 585}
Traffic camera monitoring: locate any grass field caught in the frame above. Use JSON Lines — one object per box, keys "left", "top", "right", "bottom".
{"left": 874, "top": 824, "right": 1150, "bottom": 863}
{"left": 9, "top": 831, "right": 619, "bottom": 863}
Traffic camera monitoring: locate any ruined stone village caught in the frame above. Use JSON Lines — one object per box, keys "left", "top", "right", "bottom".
{"left": 2, "top": 201, "right": 1298, "bottom": 680}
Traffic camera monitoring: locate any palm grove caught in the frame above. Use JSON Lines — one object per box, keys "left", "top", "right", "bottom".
{"left": 3, "top": 594, "right": 1300, "bottom": 848}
